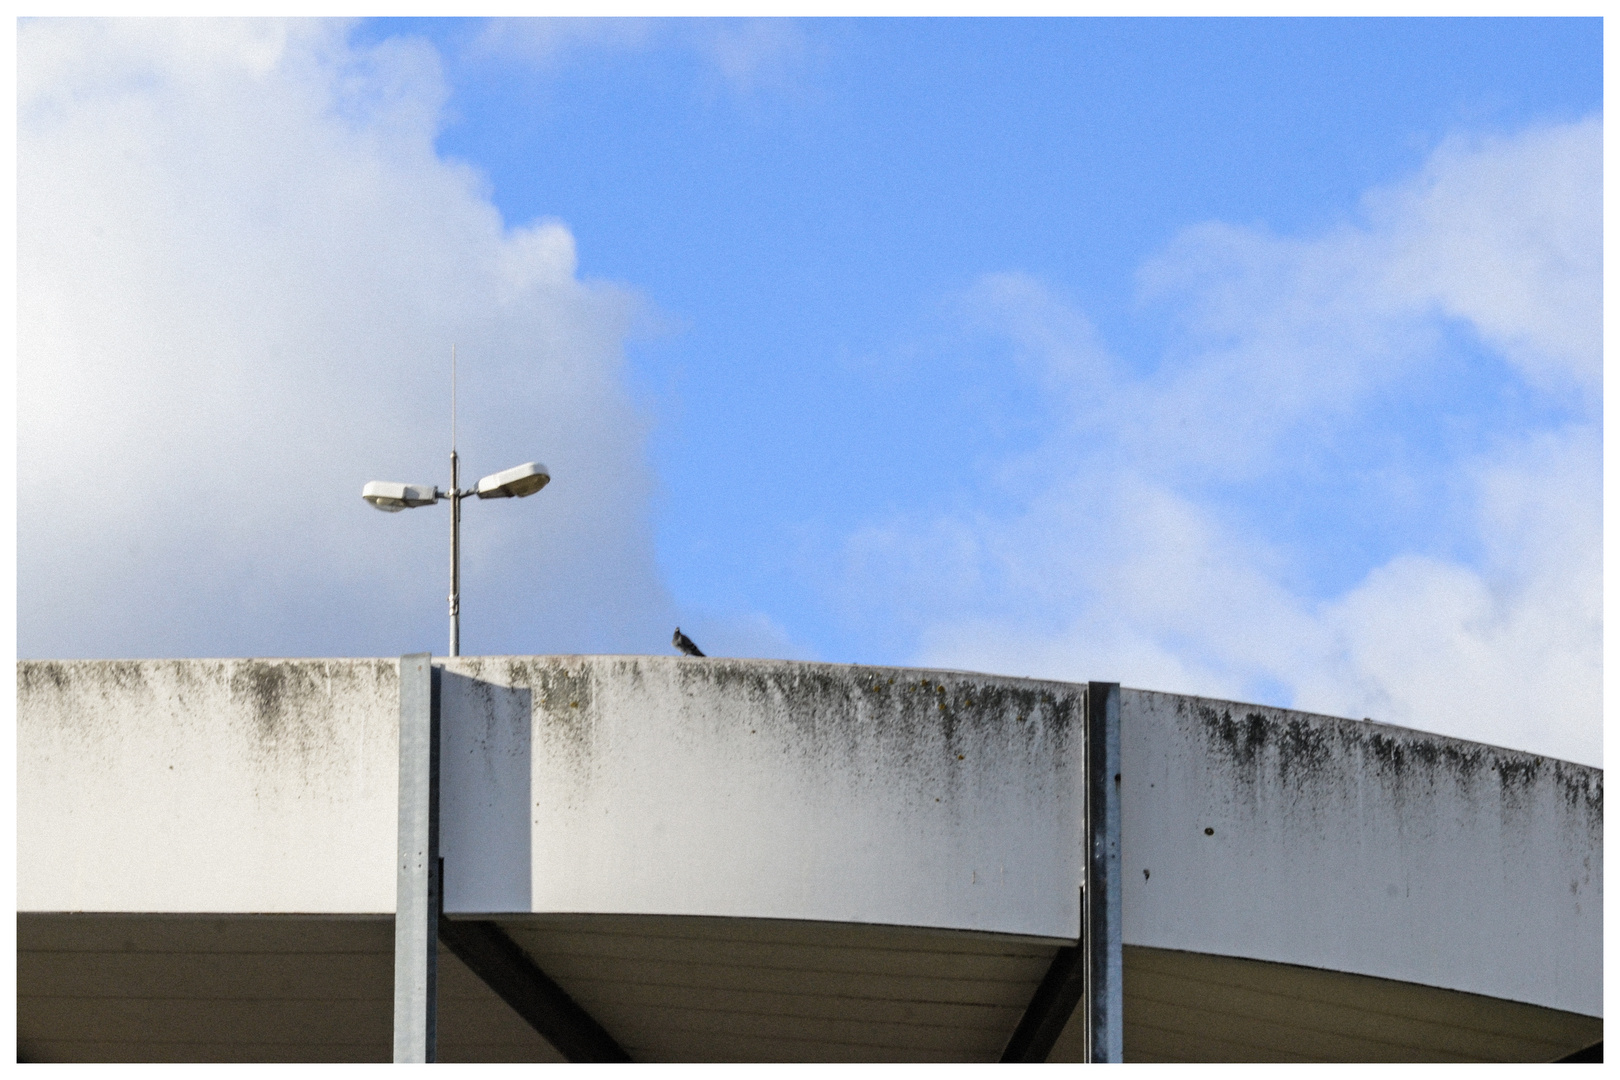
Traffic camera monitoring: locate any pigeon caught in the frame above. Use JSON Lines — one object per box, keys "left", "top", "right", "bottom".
{"left": 672, "top": 627, "right": 705, "bottom": 657}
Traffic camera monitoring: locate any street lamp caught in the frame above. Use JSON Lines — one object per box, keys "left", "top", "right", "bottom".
{"left": 363, "top": 348, "right": 550, "bottom": 657}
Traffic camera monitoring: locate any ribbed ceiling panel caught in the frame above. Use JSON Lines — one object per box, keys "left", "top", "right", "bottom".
{"left": 494, "top": 914, "right": 1060, "bottom": 1062}
{"left": 1123, "top": 946, "right": 1601, "bottom": 1063}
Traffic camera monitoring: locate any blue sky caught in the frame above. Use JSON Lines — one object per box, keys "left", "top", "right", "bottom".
{"left": 17, "top": 18, "right": 1602, "bottom": 764}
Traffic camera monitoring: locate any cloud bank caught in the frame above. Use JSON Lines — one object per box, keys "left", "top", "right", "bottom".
{"left": 18, "top": 19, "right": 674, "bottom": 659}
{"left": 836, "top": 118, "right": 1601, "bottom": 765}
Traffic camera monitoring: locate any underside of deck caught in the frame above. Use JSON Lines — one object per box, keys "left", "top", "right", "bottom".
{"left": 17, "top": 913, "right": 1600, "bottom": 1063}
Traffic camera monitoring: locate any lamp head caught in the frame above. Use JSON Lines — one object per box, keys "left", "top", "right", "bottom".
{"left": 475, "top": 461, "right": 550, "bottom": 499}
{"left": 362, "top": 481, "right": 440, "bottom": 512}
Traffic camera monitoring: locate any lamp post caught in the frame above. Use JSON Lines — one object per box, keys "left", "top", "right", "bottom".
{"left": 362, "top": 349, "right": 549, "bottom": 656}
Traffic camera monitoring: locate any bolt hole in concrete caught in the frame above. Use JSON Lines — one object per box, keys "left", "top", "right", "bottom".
{"left": 1144, "top": 869, "right": 1151, "bottom": 880}
{"left": 1205, "top": 827, "right": 1215, "bottom": 836}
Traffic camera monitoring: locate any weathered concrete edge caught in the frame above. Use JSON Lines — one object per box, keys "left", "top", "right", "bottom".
{"left": 18, "top": 656, "right": 1603, "bottom": 1013}
{"left": 1122, "top": 684, "right": 1602, "bottom": 774}
{"left": 1118, "top": 686, "right": 1602, "bottom": 1017}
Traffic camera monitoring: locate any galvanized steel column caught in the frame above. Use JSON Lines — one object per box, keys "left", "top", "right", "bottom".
{"left": 1085, "top": 681, "right": 1123, "bottom": 1062}
{"left": 395, "top": 654, "right": 441, "bottom": 1062}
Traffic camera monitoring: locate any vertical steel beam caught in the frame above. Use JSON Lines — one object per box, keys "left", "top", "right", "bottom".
{"left": 1085, "top": 681, "right": 1123, "bottom": 1062}
{"left": 395, "top": 654, "right": 441, "bottom": 1063}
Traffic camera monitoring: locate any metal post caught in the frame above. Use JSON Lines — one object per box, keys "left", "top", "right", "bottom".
{"left": 395, "top": 654, "right": 441, "bottom": 1062}
{"left": 448, "top": 452, "right": 460, "bottom": 658}
{"left": 448, "top": 344, "right": 460, "bottom": 659}
{"left": 1084, "top": 681, "right": 1123, "bottom": 1062}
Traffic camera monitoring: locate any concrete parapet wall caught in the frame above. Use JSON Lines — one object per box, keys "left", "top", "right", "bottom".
{"left": 440, "top": 656, "right": 1084, "bottom": 938}
{"left": 1119, "top": 689, "right": 1602, "bottom": 1016}
{"left": 16, "top": 658, "right": 1602, "bottom": 1016}
{"left": 17, "top": 658, "right": 400, "bottom": 913}
{"left": 17, "top": 656, "right": 1086, "bottom": 938}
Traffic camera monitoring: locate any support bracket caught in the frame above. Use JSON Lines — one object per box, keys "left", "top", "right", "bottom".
{"left": 1000, "top": 941, "right": 1085, "bottom": 1062}
{"left": 438, "top": 917, "right": 631, "bottom": 1062}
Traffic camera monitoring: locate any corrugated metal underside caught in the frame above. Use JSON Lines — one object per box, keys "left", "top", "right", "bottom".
{"left": 15, "top": 914, "right": 561, "bottom": 1063}
{"left": 494, "top": 913, "right": 1068, "bottom": 1062}
{"left": 1123, "top": 946, "right": 1600, "bottom": 1062}
{"left": 15, "top": 913, "right": 1066, "bottom": 1063}
{"left": 17, "top": 914, "right": 1599, "bottom": 1062}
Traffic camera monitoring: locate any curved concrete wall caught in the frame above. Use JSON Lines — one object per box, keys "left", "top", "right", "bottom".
{"left": 17, "top": 659, "right": 400, "bottom": 913}
{"left": 1119, "top": 690, "right": 1602, "bottom": 1017}
{"left": 16, "top": 657, "right": 1086, "bottom": 940}
{"left": 17, "top": 657, "right": 1602, "bottom": 1017}
{"left": 440, "top": 656, "right": 1083, "bottom": 939}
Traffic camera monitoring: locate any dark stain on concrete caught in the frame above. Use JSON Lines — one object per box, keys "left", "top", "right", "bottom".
{"left": 1178, "top": 690, "right": 1602, "bottom": 837}
{"left": 1199, "top": 707, "right": 1271, "bottom": 769}
{"left": 472, "top": 657, "right": 599, "bottom": 779}
{"left": 1277, "top": 716, "right": 1331, "bottom": 781}
{"left": 225, "top": 660, "right": 396, "bottom": 780}
{"left": 1551, "top": 759, "right": 1603, "bottom": 830}
{"left": 18, "top": 661, "right": 72, "bottom": 696}
{"left": 1496, "top": 756, "right": 1541, "bottom": 817}
{"left": 19, "top": 658, "right": 400, "bottom": 794}
{"left": 456, "top": 656, "right": 1082, "bottom": 810}
{"left": 739, "top": 663, "right": 1071, "bottom": 756}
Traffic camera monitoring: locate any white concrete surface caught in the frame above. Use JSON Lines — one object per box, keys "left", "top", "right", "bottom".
{"left": 17, "top": 659, "right": 400, "bottom": 913}
{"left": 440, "top": 657, "right": 1085, "bottom": 939}
{"left": 439, "top": 668, "right": 533, "bottom": 913}
{"left": 17, "top": 657, "right": 1602, "bottom": 1018}
{"left": 1119, "top": 689, "right": 1603, "bottom": 1017}
{"left": 18, "top": 656, "right": 1087, "bottom": 940}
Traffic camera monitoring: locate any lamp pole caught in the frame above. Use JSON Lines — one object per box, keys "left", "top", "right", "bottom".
{"left": 449, "top": 345, "right": 461, "bottom": 657}
{"left": 361, "top": 345, "right": 551, "bottom": 657}
{"left": 449, "top": 447, "right": 461, "bottom": 656}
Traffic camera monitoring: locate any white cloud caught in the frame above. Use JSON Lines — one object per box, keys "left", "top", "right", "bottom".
{"left": 18, "top": 18, "right": 676, "bottom": 659}
{"left": 838, "top": 117, "right": 1602, "bottom": 765}
{"left": 1373, "top": 121, "right": 1602, "bottom": 400}
{"left": 688, "top": 19, "right": 810, "bottom": 100}
{"left": 470, "top": 17, "right": 810, "bottom": 101}
{"left": 469, "top": 17, "right": 659, "bottom": 68}
{"left": 1301, "top": 424, "right": 1601, "bottom": 757}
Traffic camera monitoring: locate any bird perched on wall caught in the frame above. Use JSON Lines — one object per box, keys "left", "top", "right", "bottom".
{"left": 672, "top": 627, "right": 705, "bottom": 657}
